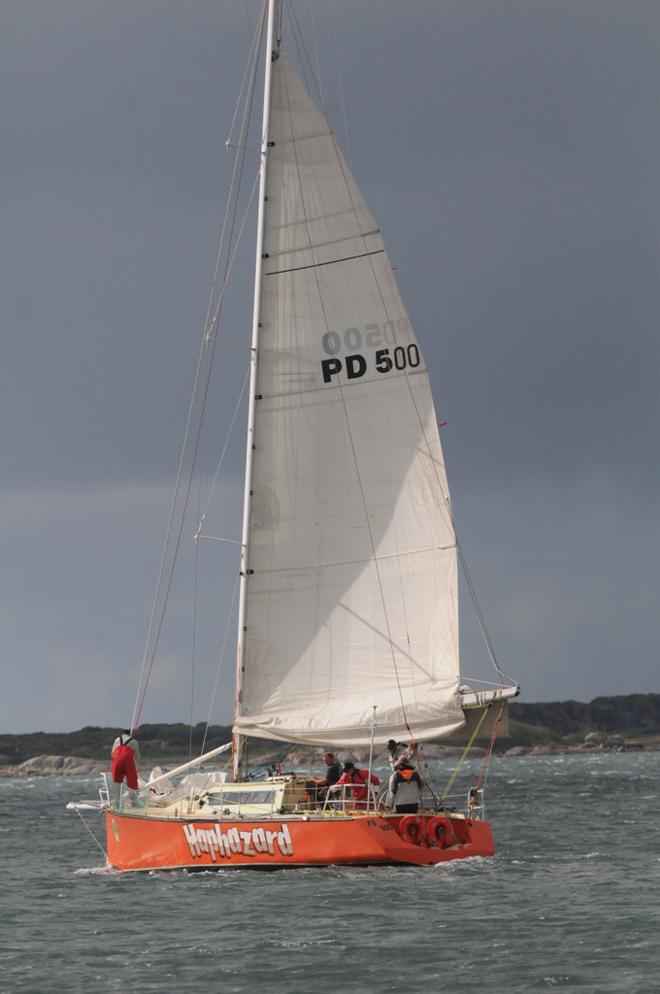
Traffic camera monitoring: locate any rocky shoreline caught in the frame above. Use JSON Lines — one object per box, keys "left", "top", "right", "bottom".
{"left": 0, "top": 755, "right": 108, "bottom": 778}
{"left": 0, "top": 734, "right": 653, "bottom": 779}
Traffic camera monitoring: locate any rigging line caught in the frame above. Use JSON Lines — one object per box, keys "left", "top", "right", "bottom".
{"left": 200, "top": 574, "right": 240, "bottom": 757}
{"left": 205, "top": 171, "right": 260, "bottom": 346}
{"left": 132, "top": 13, "right": 265, "bottom": 730}
{"left": 308, "top": 0, "right": 324, "bottom": 112}
{"left": 329, "top": 1, "right": 353, "bottom": 166}
{"left": 415, "top": 744, "right": 442, "bottom": 804}
{"left": 402, "top": 350, "right": 513, "bottom": 686}
{"left": 130, "top": 169, "right": 258, "bottom": 731}
{"left": 132, "top": 195, "right": 252, "bottom": 730}
{"left": 196, "top": 534, "right": 241, "bottom": 546}
{"left": 440, "top": 705, "right": 490, "bottom": 802}
{"left": 228, "top": 1, "right": 268, "bottom": 148}
{"left": 328, "top": 107, "right": 514, "bottom": 692}
{"left": 188, "top": 541, "right": 198, "bottom": 760}
{"left": 131, "top": 183, "right": 259, "bottom": 730}
{"left": 415, "top": 744, "right": 441, "bottom": 809}
{"left": 318, "top": 118, "right": 431, "bottom": 741}
{"left": 320, "top": 155, "right": 421, "bottom": 745}
{"left": 327, "top": 91, "right": 512, "bottom": 691}
{"left": 280, "top": 65, "right": 416, "bottom": 746}
{"left": 275, "top": 0, "right": 283, "bottom": 48}
{"left": 285, "top": 0, "right": 325, "bottom": 108}
{"left": 189, "top": 433, "right": 203, "bottom": 761}
{"left": 457, "top": 536, "right": 510, "bottom": 685}
{"left": 398, "top": 373, "right": 514, "bottom": 686}
{"left": 75, "top": 809, "right": 108, "bottom": 861}
{"left": 206, "top": 13, "right": 266, "bottom": 344}
{"left": 196, "top": 365, "right": 250, "bottom": 534}
{"left": 131, "top": 9, "right": 264, "bottom": 731}
{"left": 207, "top": 3, "right": 267, "bottom": 355}
{"left": 476, "top": 703, "right": 504, "bottom": 791}
{"left": 133, "top": 183, "right": 259, "bottom": 726}
{"left": 418, "top": 425, "right": 513, "bottom": 684}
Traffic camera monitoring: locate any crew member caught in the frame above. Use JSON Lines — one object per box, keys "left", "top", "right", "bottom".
{"left": 387, "top": 760, "right": 423, "bottom": 813}
{"left": 111, "top": 729, "right": 140, "bottom": 791}
{"left": 331, "top": 761, "right": 380, "bottom": 806}
{"left": 307, "top": 751, "right": 342, "bottom": 806}
{"left": 387, "top": 738, "right": 417, "bottom": 770}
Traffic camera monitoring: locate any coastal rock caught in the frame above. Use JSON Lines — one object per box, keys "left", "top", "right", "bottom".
{"left": 0, "top": 755, "right": 107, "bottom": 778}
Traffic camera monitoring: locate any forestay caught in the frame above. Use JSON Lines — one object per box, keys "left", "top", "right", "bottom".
{"left": 234, "top": 56, "right": 464, "bottom": 747}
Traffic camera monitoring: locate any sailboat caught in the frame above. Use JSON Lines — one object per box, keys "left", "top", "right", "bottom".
{"left": 70, "top": 0, "right": 519, "bottom": 871}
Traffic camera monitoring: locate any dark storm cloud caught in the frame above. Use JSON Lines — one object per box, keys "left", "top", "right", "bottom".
{"left": 1, "top": 0, "right": 658, "bottom": 730}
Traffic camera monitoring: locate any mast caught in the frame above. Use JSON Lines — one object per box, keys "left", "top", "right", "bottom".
{"left": 233, "top": 0, "right": 280, "bottom": 781}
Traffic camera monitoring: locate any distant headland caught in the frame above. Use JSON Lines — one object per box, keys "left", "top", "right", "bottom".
{"left": 1, "top": 693, "right": 659, "bottom": 777}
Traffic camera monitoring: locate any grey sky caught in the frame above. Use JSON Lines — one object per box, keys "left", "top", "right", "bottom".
{"left": 2, "top": 0, "right": 658, "bottom": 733}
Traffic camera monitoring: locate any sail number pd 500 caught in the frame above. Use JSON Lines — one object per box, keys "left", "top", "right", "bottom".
{"left": 319, "top": 320, "right": 421, "bottom": 384}
{"left": 321, "top": 345, "right": 421, "bottom": 383}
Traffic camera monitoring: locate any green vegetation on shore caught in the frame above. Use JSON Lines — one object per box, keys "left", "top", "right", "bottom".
{"left": 2, "top": 694, "right": 659, "bottom": 766}
{"left": 0, "top": 723, "right": 233, "bottom": 767}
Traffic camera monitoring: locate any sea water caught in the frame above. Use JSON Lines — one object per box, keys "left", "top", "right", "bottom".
{"left": 1, "top": 752, "right": 659, "bottom": 993}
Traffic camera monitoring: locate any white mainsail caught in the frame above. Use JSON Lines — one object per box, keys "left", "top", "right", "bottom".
{"left": 234, "top": 55, "right": 464, "bottom": 747}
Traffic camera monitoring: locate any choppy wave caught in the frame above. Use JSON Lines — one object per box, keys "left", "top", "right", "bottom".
{"left": 2, "top": 753, "right": 659, "bottom": 993}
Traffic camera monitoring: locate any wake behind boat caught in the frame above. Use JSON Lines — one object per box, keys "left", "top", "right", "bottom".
{"left": 70, "top": 0, "right": 518, "bottom": 871}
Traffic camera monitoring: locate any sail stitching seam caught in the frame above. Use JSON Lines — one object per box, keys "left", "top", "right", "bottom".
{"left": 249, "top": 542, "right": 457, "bottom": 575}
{"left": 265, "top": 248, "right": 384, "bottom": 276}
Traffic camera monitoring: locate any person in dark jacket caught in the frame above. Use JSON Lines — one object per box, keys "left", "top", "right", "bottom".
{"left": 307, "top": 751, "right": 342, "bottom": 806}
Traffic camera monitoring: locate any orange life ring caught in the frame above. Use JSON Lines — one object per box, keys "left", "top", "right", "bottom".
{"left": 426, "top": 816, "right": 455, "bottom": 849}
{"left": 398, "top": 815, "right": 425, "bottom": 846}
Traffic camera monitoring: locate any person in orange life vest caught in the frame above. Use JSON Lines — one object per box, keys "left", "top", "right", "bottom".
{"left": 388, "top": 760, "right": 422, "bottom": 813}
{"left": 111, "top": 730, "right": 140, "bottom": 790}
{"left": 333, "top": 761, "right": 380, "bottom": 804}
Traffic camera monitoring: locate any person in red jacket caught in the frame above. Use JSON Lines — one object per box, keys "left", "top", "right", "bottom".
{"left": 111, "top": 729, "right": 140, "bottom": 791}
{"left": 332, "top": 761, "right": 380, "bottom": 805}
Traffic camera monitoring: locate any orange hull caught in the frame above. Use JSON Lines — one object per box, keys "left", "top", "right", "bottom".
{"left": 106, "top": 810, "right": 494, "bottom": 871}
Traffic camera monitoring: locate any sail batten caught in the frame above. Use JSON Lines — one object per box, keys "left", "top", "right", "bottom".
{"left": 265, "top": 247, "right": 385, "bottom": 276}
{"left": 234, "top": 55, "right": 463, "bottom": 748}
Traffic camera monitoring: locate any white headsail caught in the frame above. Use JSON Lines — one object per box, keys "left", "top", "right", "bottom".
{"left": 234, "top": 56, "right": 464, "bottom": 747}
